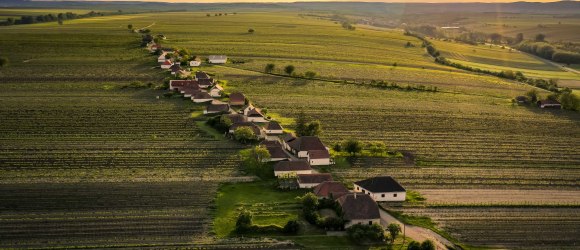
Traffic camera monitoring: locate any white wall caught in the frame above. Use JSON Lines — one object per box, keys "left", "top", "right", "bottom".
{"left": 345, "top": 219, "right": 381, "bottom": 228}
{"left": 274, "top": 169, "right": 312, "bottom": 177}
{"left": 209, "top": 59, "right": 227, "bottom": 64}
{"left": 309, "top": 158, "right": 330, "bottom": 166}
{"left": 298, "top": 182, "right": 320, "bottom": 189}
{"left": 247, "top": 117, "right": 268, "bottom": 123}
{"left": 210, "top": 89, "right": 222, "bottom": 97}
{"left": 192, "top": 98, "right": 213, "bottom": 103}
{"left": 353, "top": 184, "right": 406, "bottom": 202}
{"left": 265, "top": 129, "right": 283, "bottom": 135}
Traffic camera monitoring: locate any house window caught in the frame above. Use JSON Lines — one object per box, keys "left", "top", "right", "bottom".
{"left": 356, "top": 187, "right": 359, "bottom": 191}
{"left": 393, "top": 193, "right": 397, "bottom": 197}
{"left": 381, "top": 194, "right": 385, "bottom": 198}
{"left": 369, "top": 221, "right": 373, "bottom": 225}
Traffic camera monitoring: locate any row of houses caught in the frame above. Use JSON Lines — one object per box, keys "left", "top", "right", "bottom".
{"left": 515, "top": 96, "right": 563, "bottom": 109}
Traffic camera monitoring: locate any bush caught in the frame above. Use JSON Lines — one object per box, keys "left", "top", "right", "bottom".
{"left": 347, "top": 224, "right": 385, "bottom": 244}
{"left": 283, "top": 220, "right": 300, "bottom": 234}
{"left": 342, "top": 139, "right": 363, "bottom": 156}
{"left": 552, "top": 51, "right": 580, "bottom": 65}
{"left": 407, "top": 240, "right": 435, "bottom": 250}
{"left": 304, "top": 71, "right": 317, "bottom": 78}
{"left": 235, "top": 210, "right": 253, "bottom": 233}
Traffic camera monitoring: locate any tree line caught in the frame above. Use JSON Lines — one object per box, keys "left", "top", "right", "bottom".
{"left": 1, "top": 11, "right": 107, "bottom": 26}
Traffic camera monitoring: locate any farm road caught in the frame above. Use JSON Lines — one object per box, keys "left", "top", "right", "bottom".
{"left": 380, "top": 209, "right": 455, "bottom": 250}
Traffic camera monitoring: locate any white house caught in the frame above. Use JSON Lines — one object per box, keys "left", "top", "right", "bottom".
{"left": 263, "top": 121, "right": 284, "bottom": 135}
{"left": 192, "top": 92, "right": 213, "bottom": 103}
{"left": 208, "top": 55, "right": 228, "bottom": 64}
{"left": 274, "top": 161, "right": 312, "bottom": 177}
{"left": 160, "top": 60, "right": 173, "bottom": 69}
{"left": 246, "top": 108, "right": 268, "bottom": 123}
{"left": 337, "top": 193, "right": 381, "bottom": 228}
{"left": 209, "top": 84, "right": 224, "bottom": 97}
{"left": 282, "top": 134, "right": 297, "bottom": 151}
{"left": 288, "top": 136, "right": 328, "bottom": 158}
{"left": 157, "top": 53, "right": 168, "bottom": 63}
{"left": 297, "top": 173, "right": 333, "bottom": 189}
{"left": 307, "top": 150, "right": 331, "bottom": 166}
{"left": 353, "top": 176, "right": 406, "bottom": 202}
{"left": 189, "top": 58, "right": 201, "bottom": 67}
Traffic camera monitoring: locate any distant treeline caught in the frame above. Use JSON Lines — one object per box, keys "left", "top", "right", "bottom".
{"left": 515, "top": 42, "right": 580, "bottom": 65}
{"left": 405, "top": 30, "right": 560, "bottom": 92}
{"left": 1, "top": 11, "right": 109, "bottom": 26}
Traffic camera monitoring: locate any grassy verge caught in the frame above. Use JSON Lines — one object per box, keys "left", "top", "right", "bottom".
{"left": 195, "top": 121, "right": 226, "bottom": 140}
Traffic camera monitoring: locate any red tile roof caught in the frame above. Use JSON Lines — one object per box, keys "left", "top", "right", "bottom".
{"left": 313, "top": 181, "right": 349, "bottom": 198}
{"left": 289, "top": 136, "right": 326, "bottom": 152}
{"left": 308, "top": 150, "right": 330, "bottom": 159}
{"left": 297, "top": 173, "right": 333, "bottom": 184}
{"left": 337, "top": 193, "right": 380, "bottom": 220}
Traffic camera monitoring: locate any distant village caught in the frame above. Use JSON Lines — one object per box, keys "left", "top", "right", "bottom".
{"left": 147, "top": 39, "right": 407, "bottom": 231}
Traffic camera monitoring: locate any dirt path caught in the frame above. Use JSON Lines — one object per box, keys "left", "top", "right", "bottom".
{"left": 380, "top": 209, "right": 455, "bottom": 250}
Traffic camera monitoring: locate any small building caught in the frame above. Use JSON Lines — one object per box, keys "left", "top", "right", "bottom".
{"left": 354, "top": 176, "right": 406, "bottom": 202}
{"left": 228, "top": 122, "right": 265, "bottom": 139}
{"left": 225, "top": 113, "right": 247, "bottom": 124}
{"left": 307, "top": 150, "right": 331, "bottom": 166}
{"left": 313, "top": 181, "right": 349, "bottom": 199}
{"left": 537, "top": 99, "right": 562, "bottom": 109}
{"left": 195, "top": 71, "right": 210, "bottom": 80}
{"left": 209, "top": 55, "right": 228, "bottom": 64}
{"left": 274, "top": 161, "right": 313, "bottom": 177}
{"left": 160, "top": 60, "right": 173, "bottom": 69}
{"left": 229, "top": 92, "right": 246, "bottom": 106}
{"left": 288, "top": 136, "right": 328, "bottom": 158}
{"left": 182, "top": 88, "right": 199, "bottom": 98}
{"left": 297, "top": 173, "right": 333, "bottom": 188}
{"left": 515, "top": 96, "right": 528, "bottom": 104}
{"left": 264, "top": 121, "right": 284, "bottom": 135}
{"left": 169, "top": 80, "right": 200, "bottom": 91}
{"left": 170, "top": 64, "right": 181, "bottom": 75}
{"left": 198, "top": 78, "right": 214, "bottom": 88}
{"left": 241, "top": 104, "right": 254, "bottom": 116}
{"left": 209, "top": 84, "right": 224, "bottom": 97}
{"left": 157, "top": 53, "right": 168, "bottom": 63}
{"left": 189, "top": 58, "right": 201, "bottom": 67}
{"left": 337, "top": 193, "right": 381, "bottom": 228}
{"left": 205, "top": 103, "right": 230, "bottom": 115}
{"left": 246, "top": 108, "right": 268, "bottom": 123}
{"left": 192, "top": 92, "right": 213, "bottom": 103}
{"left": 282, "top": 133, "right": 297, "bottom": 151}
{"left": 264, "top": 145, "right": 290, "bottom": 162}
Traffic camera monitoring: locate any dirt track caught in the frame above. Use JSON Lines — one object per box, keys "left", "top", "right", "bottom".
{"left": 380, "top": 209, "right": 455, "bottom": 250}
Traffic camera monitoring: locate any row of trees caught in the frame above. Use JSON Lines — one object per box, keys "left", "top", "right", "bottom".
{"left": 264, "top": 63, "right": 318, "bottom": 79}
{"left": 294, "top": 111, "right": 322, "bottom": 137}
{"left": 516, "top": 41, "right": 580, "bottom": 65}
{"left": 1, "top": 11, "right": 105, "bottom": 26}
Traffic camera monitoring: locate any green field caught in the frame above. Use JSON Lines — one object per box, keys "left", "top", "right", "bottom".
{"left": 0, "top": 9, "right": 579, "bottom": 249}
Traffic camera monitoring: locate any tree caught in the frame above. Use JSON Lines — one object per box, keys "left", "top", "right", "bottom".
{"left": 301, "top": 192, "right": 319, "bottom": 211}
{"left": 407, "top": 241, "right": 421, "bottom": 250}
{"left": 235, "top": 210, "right": 253, "bottom": 233}
{"left": 57, "top": 19, "right": 63, "bottom": 25}
{"left": 264, "top": 63, "right": 275, "bottom": 73}
{"left": 283, "top": 220, "right": 300, "bottom": 234}
{"left": 367, "top": 141, "right": 387, "bottom": 156}
{"left": 304, "top": 71, "right": 317, "bottom": 78}
{"left": 347, "top": 224, "right": 385, "bottom": 244}
{"left": 535, "top": 33, "right": 546, "bottom": 42}
{"left": 343, "top": 139, "right": 363, "bottom": 156}
{"left": 559, "top": 91, "right": 579, "bottom": 111}
{"left": 251, "top": 145, "right": 271, "bottom": 163}
{"left": 127, "top": 24, "right": 133, "bottom": 30}
{"left": 284, "top": 65, "right": 295, "bottom": 75}
{"left": 304, "top": 120, "right": 322, "bottom": 136}
{"left": 6, "top": 18, "right": 14, "bottom": 25}
{"left": 525, "top": 89, "right": 540, "bottom": 103}
{"left": 206, "top": 14, "right": 210, "bottom": 17}
{"left": 295, "top": 111, "right": 308, "bottom": 136}
{"left": 248, "top": 28, "right": 254, "bottom": 33}
{"left": 234, "top": 127, "right": 256, "bottom": 144}
{"left": 0, "top": 57, "right": 8, "bottom": 68}
{"left": 420, "top": 240, "right": 435, "bottom": 250}
{"left": 515, "top": 33, "right": 524, "bottom": 44}
{"left": 387, "top": 223, "right": 401, "bottom": 243}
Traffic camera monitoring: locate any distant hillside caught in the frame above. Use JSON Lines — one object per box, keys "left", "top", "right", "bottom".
{"left": 1, "top": 0, "right": 580, "bottom": 14}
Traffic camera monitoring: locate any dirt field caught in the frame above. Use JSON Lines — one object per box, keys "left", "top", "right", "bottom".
{"left": 417, "top": 189, "right": 580, "bottom": 205}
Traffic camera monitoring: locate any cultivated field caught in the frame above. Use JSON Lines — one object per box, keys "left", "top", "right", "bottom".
{"left": 0, "top": 9, "right": 579, "bottom": 249}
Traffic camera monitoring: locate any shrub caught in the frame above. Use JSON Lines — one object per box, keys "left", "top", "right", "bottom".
{"left": 284, "top": 65, "right": 295, "bottom": 75}
{"left": 347, "top": 224, "right": 385, "bottom": 244}
{"left": 342, "top": 139, "right": 363, "bottom": 156}
{"left": 235, "top": 210, "right": 253, "bottom": 233}
{"left": 264, "top": 63, "right": 275, "bottom": 73}
{"left": 283, "top": 220, "right": 300, "bottom": 234}
{"left": 304, "top": 71, "right": 317, "bottom": 78}
{"left": 234, "top": 127, "right": 257, "bottom": 144}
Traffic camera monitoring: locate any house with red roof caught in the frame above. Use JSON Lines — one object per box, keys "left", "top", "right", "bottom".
{"left": 297, "top": 173, "right": 333, "bottom": 188}
{"left": 313, "top": 181, "right": 349, "bottom": 199}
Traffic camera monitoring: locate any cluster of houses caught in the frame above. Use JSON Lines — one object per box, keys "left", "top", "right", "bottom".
{"left": 312, "top": 176, "right": 406, "bottom": 228}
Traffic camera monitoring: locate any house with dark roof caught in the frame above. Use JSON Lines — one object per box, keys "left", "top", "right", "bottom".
{"left": 264, "top": 121, "right": 284, "bottom": 135}
{"left": 246, "top": 108, "right": 267, "bottom": 123}
{"left": 225, "top": 113, "right": 246, "bottom": 124}
{"left": 297, "top": 173, "right": 333, "bottom": 188}
{"left": 204, "top": 103, "right": 230, "bottom": 115}
{"left": 313, "top": 181, "right": 349, "bottom": 199}
{"left": 288, "top": 136, "right": 329, "bottom": 159}
{"left": 354, "top": 176, "right": 406, "bottom": 202}
{"left": 274, "top": 161, "right": 312, "bottom": 177}
{"left": 195, "top": 71, "right": 210, "bottom": 80}
{"left": 197, "top": 78, "right": 214, "bottom": 88}
{"left": 192, "top": 92, "right": 213, "bottom": 103}
{"left": 228, "top": 122, "right": 265, "bottom": 139}
{"left": 336, "top": 193, "right": 380, "bottom": 228}
{"left": 307, "top": 149, "right": 331, "bottom": 166}
{"left": 169, "top": 80, "right": 200, "bottom": 92}
{"left": 515, "top": 96, "right": 528, "bottom": 104}
{"left": 229, "top": 92, "right": 246, "bottom": 106}
{"left": 537, "top": 99, "right": 562, "bottom": 109}
{"left": 282, "top": 133, "right": 297, "bottom": 151}
{"left": 260, "top": 140, "right": 290, "bottom": 162}
{"left": 170, "top": 64, "right": 181, "bottom": 74}
{"left": 181, "top": 88, "right": 200, "bottom": 98}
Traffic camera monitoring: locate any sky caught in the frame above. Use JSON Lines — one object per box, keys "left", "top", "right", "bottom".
{"left": 67, "top": 0, "right": 570, "bottom": 2}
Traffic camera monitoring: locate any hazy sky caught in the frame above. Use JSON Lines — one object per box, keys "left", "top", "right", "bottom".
{"left": 78, "top": 0, "right": 570, "bottom": 2}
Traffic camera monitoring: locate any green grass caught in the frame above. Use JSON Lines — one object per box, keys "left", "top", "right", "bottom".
{"left": 213, "top": 181, "right": 308, "bottom": 238}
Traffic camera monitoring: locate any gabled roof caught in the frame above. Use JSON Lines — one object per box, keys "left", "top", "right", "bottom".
{"left": 337, "top": 193, "right": 380, "bottom": 220}
{"left": 260, "top": 140, "right": 282, "bottom": 148}
{"left": 206, "top": 103, "right": 230, "bottom": 113}
{"left": 313, "top": 181, "right": 349, "bottom": 198}
{"left": 211, "top": 84, "right": 224, "bottom": 91}
{"left": 170, "top": 80, "right": 199, "bottom": 89}
{"left": 225, "top": 114, "right": 246, "bottom": 124}
{"left": 283, "top": 133, "right": 296, "bottom": 143}
{"left": 182, "top": 88, "right": 200, "bottom": 96}
{"left": 289, "top": 136, "right": 326, "bottom": 152}
{"left": 308, "top": 150, "right": 330, "bottom": 159}
{"left": 266, "top": 146, "right": 289, "bottom": 159}
{"left": 196, "top": 71, "right": 210, "bottom": 79}
{"left": 198, "top": 78, "right": 214, "bottom": 87}
{"left": 229, "top": 92, "right": 246, "bottom": 104}
{"left": 230, "top": 122, "right": 262, "bottom": 135}
{"left": 170, "top": 64, "right": 181, "bottom": 71}
{"left": 538, "top": 99, "right": 561, "bottom": 105}
{"left": 193, "top": 91, "right": 212, "bottom": 100}
{"left": 297, "top": 173, "right": 333, "bottom": 184}
{"left": 264, "top": 121, "right": 283, "bottom": 131}
{"left": 162, "top": 60, "right": 173, "bottom": 66}
{"left": 247, "top": 108, "right": 264, "bottom": 118}
{"left": 354, "top": 176, "right": 405, "bottom": 193}
{"left": 274, "top": 161, "right": 312, "bottom": 172}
